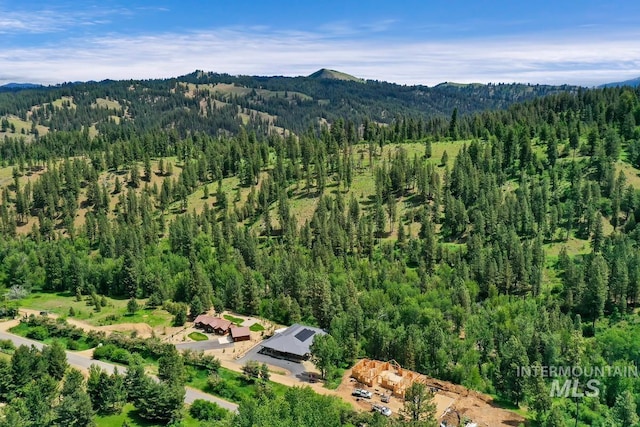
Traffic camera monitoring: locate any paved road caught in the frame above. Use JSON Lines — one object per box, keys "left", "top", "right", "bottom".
{"left": 0, "top": 330, "right": 239, "bottom": 412}
{"left": 175, "top": 339, "right": 234, "bottom": 352}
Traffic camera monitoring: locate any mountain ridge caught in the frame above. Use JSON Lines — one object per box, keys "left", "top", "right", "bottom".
{"left": 598, "top": 76, "right": 640, "bottom": 88}
{"left": 0, "top": 70, "right": 582, "bottom": 141}
{"left": 0, "top": 82, "right": 43, "bottom": 92}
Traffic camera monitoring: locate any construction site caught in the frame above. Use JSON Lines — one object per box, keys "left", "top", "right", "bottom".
{"left": 343, "top": 359, "right": 525, "bottom": 427}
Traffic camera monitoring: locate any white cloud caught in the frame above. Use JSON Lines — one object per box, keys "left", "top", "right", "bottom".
{"left": 0, "top": 6, "right": 131, "bottom": 34}
{"left": 1, "top": 27, "right": 639, "bottom": 86}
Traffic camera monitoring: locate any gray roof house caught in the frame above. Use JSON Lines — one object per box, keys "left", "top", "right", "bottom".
{"left": 260, "top": 323, "right": 326, "bottom": 361}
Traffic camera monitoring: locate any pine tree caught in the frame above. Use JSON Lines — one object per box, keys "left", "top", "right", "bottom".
{"left": 441, "top": 150, "right": 449, "bottom": 167}
{"left": 612, "top": 390, "right": 639, "bottom": 426}
{"left": 547, "top": 138, "right": 558, "bottom": 167}
{"left": 129, "top": 164, "right": 140, "bottom": 188}
{"left": 403, "top": 382, "right": 437, "bottom": 422}
{"left": 584, "top": 254, "right": 608, "bottom": 328}
{"left": 114, "top": 177, "right": 122, "bottom": 194}
{"left": 127, "top": 298, "right": 139, "bottom": 315}
{"left": 144, "top": 156, "right": 152, "bottom": 182}
{"left": 448, "top": 108, "right": 458, "bottom": 140}
{"left": 190, "top": 295, "right": 204, "bottom": 318}
{"left": 374, "top": 197, "right": 386, "bottom": 237}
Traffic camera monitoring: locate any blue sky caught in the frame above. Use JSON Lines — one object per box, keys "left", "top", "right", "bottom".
{"left": 1, "top": 0, "right": 639, "bottom": 86}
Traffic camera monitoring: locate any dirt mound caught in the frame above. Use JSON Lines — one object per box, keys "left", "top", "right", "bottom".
{"left": 99, "top": 323, "right": 153, "bottom": 338}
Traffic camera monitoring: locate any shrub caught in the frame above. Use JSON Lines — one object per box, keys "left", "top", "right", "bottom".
{"left": 86, "top": 330, "right": 107, "bottom": 347}
{"left": 182, "top": 349, "right": 220, "bottom": 372}
{"left": 93, "top": 343, "right": 117, "bottom": 360}
{"left": 241, "top": 360, "right": 260, "bottom": 382}
{"left": 110, "top": 348, "right": 132, "bottom": 364}
{"left": 26, "top": 326, "right": 49, "bottom": 341}
{"left": 207, "top": 373, "right": 224, "bottom": 393}
{"left": 0, "top": 339, "right": 15, "bottom": 351}
{"left": 189, "top": 399, "right": 227, "bottom": 421}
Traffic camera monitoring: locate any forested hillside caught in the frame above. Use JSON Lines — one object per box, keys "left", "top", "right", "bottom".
{"left": 0, "top": 77, "right": 640, "bottom": 426}
{"left": 0, "top": 70, "right": 577, "bottom": 142}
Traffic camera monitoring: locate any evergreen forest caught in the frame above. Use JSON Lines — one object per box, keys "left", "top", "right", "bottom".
{"left": 0, "top": 73, "right": 640, "bottom": 426}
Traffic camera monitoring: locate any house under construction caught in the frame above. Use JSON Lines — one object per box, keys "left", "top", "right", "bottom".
{"left": 351, "top": 359, "right": 427, "bottom": 398}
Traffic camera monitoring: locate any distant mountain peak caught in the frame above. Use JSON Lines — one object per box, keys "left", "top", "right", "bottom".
{"left": 0, "top": 82, "right": 43, "bottom": 90}
{"left": 599, "top": 76, "right": 640, "bottom": 88}
{"left": 307, "top": 69, "right": 363, "bottom": 82}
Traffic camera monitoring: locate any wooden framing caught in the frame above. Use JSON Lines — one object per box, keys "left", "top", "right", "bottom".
{"left": 351, "top": 359, "right": 427, "bottom": 398}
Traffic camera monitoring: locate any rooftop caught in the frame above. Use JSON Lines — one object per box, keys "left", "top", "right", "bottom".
{"left": 194, "top": 315, "right": 232, "bottom": 330}
{"left": 260, "top": 323, "right": 326, "bottom": 357}
{"left": 230, "top": 326, "right": 251, "bottom": 339}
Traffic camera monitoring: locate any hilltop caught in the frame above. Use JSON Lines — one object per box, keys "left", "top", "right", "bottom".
{"left": 599, "top": 76, "right": 640, "bottom": 88}
{"left": 307, "top": 68, "right": 363, "bottom": 82}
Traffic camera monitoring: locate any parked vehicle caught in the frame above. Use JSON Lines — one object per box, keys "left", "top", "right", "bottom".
{"left": 372, "top": 404, "right": 392, "bottom": 416}
{"left": 352, "top": 388, "right": 373, "bottom": 398}
{"left": 380, "top": 394, "right": 390, "bottom": 403}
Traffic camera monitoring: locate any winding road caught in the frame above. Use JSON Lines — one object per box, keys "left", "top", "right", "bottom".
{"left": 0, "top": 329, "right": 239, "bottom": 412}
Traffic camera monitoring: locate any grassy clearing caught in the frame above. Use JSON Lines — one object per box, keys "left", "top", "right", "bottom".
{"left": 284, "top": 140, "right": 468, "bottom": 239}
{"left": 19, "top": 291, "right": 173, "bottom": 328}
{"left": 175, "top": 174, "right": 242, "bottom": 224}
{"left": 188, "top": 367, "right": 288, "bottom": 404}
{"left": 50, "top": 96, "right": 76, "bottom": 109}
{"left": 616, "top": 160, "right": 640, "bottom": 188}
{"left": 94, "top": 97, "right": 122, "bottom": 111}
{"left": 95, "top": 403, "right": 201, "bottom": 427}
{"left": 188, "top": 332, "right": 208, "bottom": 341}
{"left": 0, "top": 165, "right": 15, "bottom": 187}
{"left": 0, "top": 115, "right": 49, "bottom": 136}
{"left": 544, "top": 236, "right": 590, "bottom": 258}
{"left": 223, "top": 314, "right": 244, "bottom": 325}
{"left": 249, "top": 323, "right": 265, "bottom": 332}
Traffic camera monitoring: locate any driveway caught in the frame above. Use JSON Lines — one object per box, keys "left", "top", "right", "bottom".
{"left": 237, "top": 344, "right": 314, "bottom": 381}
{"left": 0, "top": 330, "right": 238, "bottom": 412}
{"left": 175, "top": 338, "right": 234, "bottom": 352}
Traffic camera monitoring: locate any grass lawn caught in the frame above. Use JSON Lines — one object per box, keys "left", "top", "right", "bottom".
{"left": 19, "top": 291, "right": 173, "bottom": 328}
{"left": 223, "top": 314, "right": 244, "bottom": 325}
{"left": 249, "top": 323, "right": 265, "bottom": 332}
{"left": 95, "top": 403, "right": 201, "bottom": 427}
{"left": 188, "top": 332, "right": 208, "bottom": 341}
{"left": 8, "top": 322, "right": 94, "bottom": 351}
{"left": 188, "top": 367, "right": 288, "bottom": 404}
